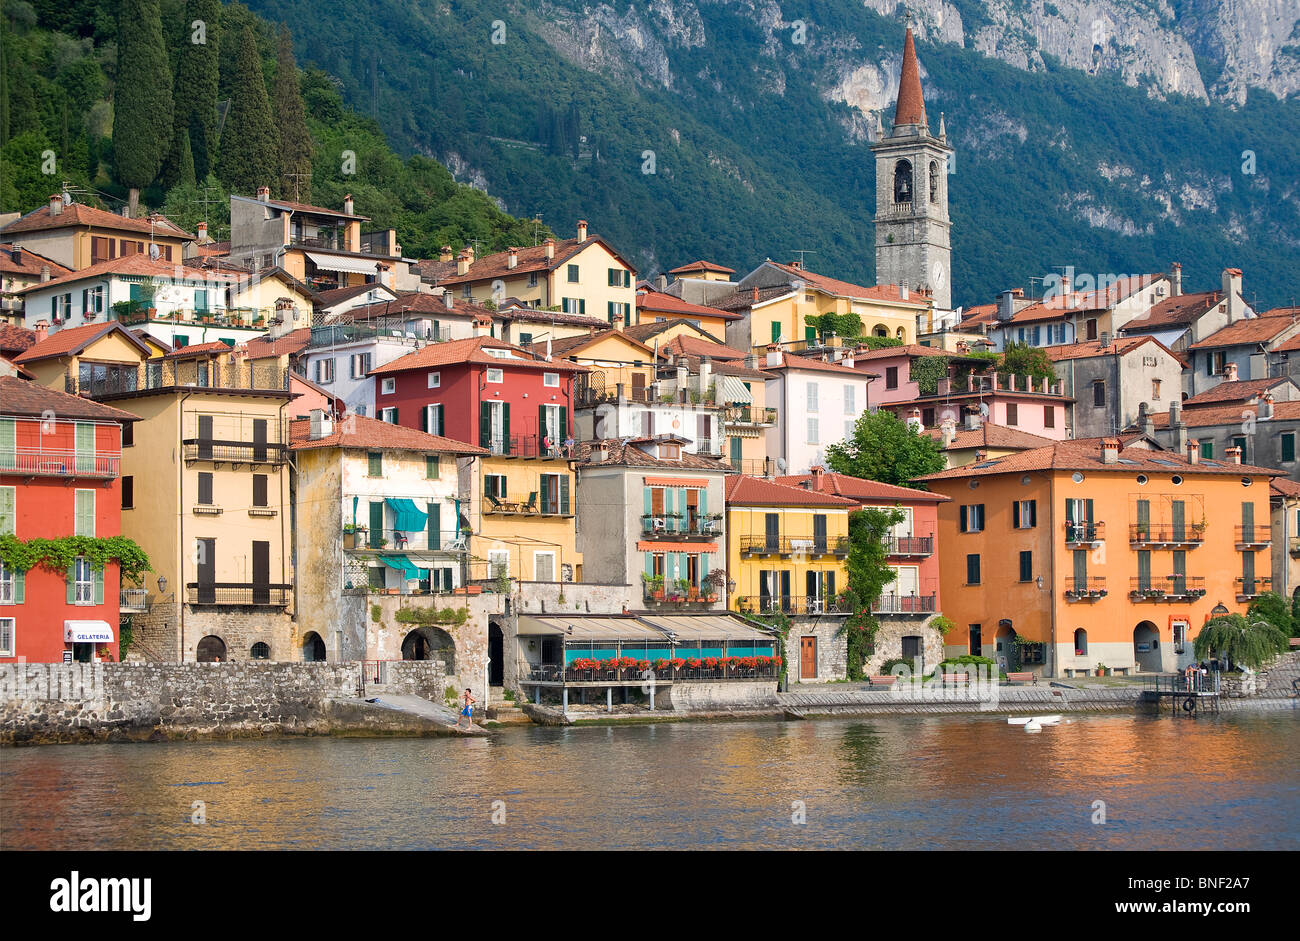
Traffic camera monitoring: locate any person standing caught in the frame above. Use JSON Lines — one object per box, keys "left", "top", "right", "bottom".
{"left": 459, "top": 688, "right": 476, "bottom": 729}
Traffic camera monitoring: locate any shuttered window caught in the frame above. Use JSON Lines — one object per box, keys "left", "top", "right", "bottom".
{"left": 74, "top": 489, "right": 95, "bottom": 536}
{"left": 0, "top": 486, "right": 15, "bottom": 534}
{"left": 253, "top": 474, "right": 268, "bottom": 507}
{"left": 122, "top": 476, "right": 134, "bottom": 509}
{"left": 197, "top": 472, "right": 213, "bottom": 505}
{"left": 368, "top": 452, "right": 383, "bottom": 477}
{"left": 966, "top": 554, "right": 981, "bottom": 585}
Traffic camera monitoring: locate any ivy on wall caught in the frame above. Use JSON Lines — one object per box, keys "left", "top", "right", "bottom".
{"left": 0, "top": 534, "right": 151, "bottom": 583}
{"left": 909, "top": 355, "right": 950, "bottom": 396}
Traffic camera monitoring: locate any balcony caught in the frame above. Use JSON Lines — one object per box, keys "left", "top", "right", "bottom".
{"left": 1128, "top": 523, "right": 1205, "bottom": 548}
{"left": 66, "top": 359, "right": 291, "bottom": 399}
{"left": 308, "top": 323, "right": 447, "bottom": 348}
{"left": 483, "top": 434, "right": 575, "bottom": 460}
{"left": 186, "top": 582, "right": 292, "bottom": 606}
{"left": 938, "top": 373, "right": 1063, "bottom": 396}
{"left": 1129, "top": 576, "right": 1207, "bottom": 602}
{"left": 1236, "top": 576, "right": 1271, "bottom": 601}
{"left": 1064, "top": 521, "right": 1105, "bottom": 547}
{"left": 723, "top": 405, "right": 778, "bottom": 427}
{"left": 735, "top": 594, "right": 853, "bottom": 616}
{"left": 183, "top": 439, "right": 288, "bottom": 465}
{"left": 882, "top": 534, "right": 933, "bottom": 557}
{"left": 0, "top": 448, "right": 120, "bottom": 478}
{"left": 482, "top": 494, "right": 572, "bottom": 517}
{"left": 871, "top": 592, "right": 938, "bottom": 616}
{"left": 640, "top": 514, "right": 722, "bottom": 540}
{"left": 1235, "top": 525, "right": 1271, "bottom": 549}
{"left": 119, "top": 588, "right": 148, "bottom": 612}
{"left": 1065, "top": 576, "right": 1107, "bottom": 600}
{"left": 739, "top": 536, "right": 847, "bottom": 558}
{"left": 343, "top": 527, "right": 467, "bottom": 553}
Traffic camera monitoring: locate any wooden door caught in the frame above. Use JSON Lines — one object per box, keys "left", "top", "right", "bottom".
{"left": 252, "top": 418, "right": 268, "bottom": 463}
{"left": 197, "top": 415, "right": 213, "bottom": 459}
{"left": 196, "top": 538, "right": 215, "bottom": 603}
{"left": 252, "top": 540, "right": 270, "bottom": 604}
{"left": 800, "top": 636, "right": 817, "bottom": 680}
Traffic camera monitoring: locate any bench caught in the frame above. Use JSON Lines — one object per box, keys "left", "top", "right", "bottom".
{"left": 1005, "top": 672, "right": 1036, "bottom": 686}
{"left": 941, "top": 673, "right": 970, "bottom": 684}
{"left": 868, "top": 675, "right": 897, "bottom": 687}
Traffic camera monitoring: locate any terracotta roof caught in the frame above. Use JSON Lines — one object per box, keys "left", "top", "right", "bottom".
{"left": 0, "top": 323, "right": 37, "bottom": 356}
{"left": 1043, "top": 335, "right": 1184, "bottom": 363}
{"left": 15, "top": 253, "right": 242, "bottom": 294}
{"left": 668, "top": 260, "right": 735, "bottom": 276}
{"left": 1260, "top": 307, "right": 1300, "bottom": 319}
{"left": 1181, "top": 377, "right": 1292, "bottom": 407}
{"left": 894, "top": 27, "right": 928, "bottom": 127}
{"left": 915, "top": 440, "right": 1281, "bottom": 482}
{"left": 959, "top": 303, "right": 998, "bottom": 328}
{"left": 761, "top": 261, "right": 928, "bottom": 306}
{"left": 637, "top": 289, "right": 741, "bottom": 320}
{"left": 289, "top": 415, "right": 486, "bottom": 453}
{"left": 314, "top": 282, "right": 392, "bottom": 306}
{"left": 547, "top": 330, "right": 653, "bottom": 358}
{"left": 850, "top": 343, "right": 970, "bottom": 362}
{"left": 668, "top": 354, "right": 771, "bottom": 380}
{"left": 657, "top": 334, "right": 749, "bottom": 362}
{"left": 775, "top": 471, "right": 949, "bottom": 502}
{"left": 237, "top": 193, "right": 368, "bottom": 221}
{"left": 498, "top": 305, "right": 609, "bottom": 328}
{"left": 766, "top": 352, "right": 867, "bottom": 376}
{"left": 369, "top": 336, "right": 590, "bottom": 376}
{"left": 14, "top": 321, "right": 150, "bottom": 364}
{"left": 575, "top": 438, "right": 733, "bottom": 471}
{"left": 1273, "top": 335, "right": 1300, "bottom": 353}
{"left": 1000, "top": 276, "right": 1163, "bottom": 325}
{"left": 923, "top": 424, "right": 1057, "bottom": 452}
{"left": 241, "top": 327, "right": 312, "bottom": 360}
{"left": 1143, "top": 399, "right": 1300, "bottom": 429}
{"left": 1122, "top": 291, "right": 1221, "bottom": 332}
{"left": 166, "top": 341, "right": 231, "bottom": 358}
{"left": 1270, "top": 477, "right": 1300, "bottom": 498}
{"left": 434, "top": 236, "right": 634, "bottom": 285}
{"left": 411, "top": 258, "right": 457, "bottom": 281}
{"left": 0, "top": 375, "right": 138, "bottom": 422}
{"left": 1186, "top": 312, "right": 1300, "bottom": 350}
{"left": 709, "top": 285, "right": 794, "bottom": 312}
{"left": 0, "top": 244, "right": 72, "bottom": 279}
{"left": 0, "top": 201, "right": 193, "bottom": 239}
{"left": 724, "top": 474, "right": 858, "bottom": 507}
{"left": 622, "top": 320, "right": 720, "bottom": 344}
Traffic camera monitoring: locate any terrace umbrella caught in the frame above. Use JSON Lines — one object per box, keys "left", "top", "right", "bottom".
{"left": 352, "top": 495, "right": 358, "bottom": 530}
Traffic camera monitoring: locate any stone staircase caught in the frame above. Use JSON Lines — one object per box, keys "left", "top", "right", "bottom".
{"left": 485, "top": 686, "right": 532, "bottom": 724}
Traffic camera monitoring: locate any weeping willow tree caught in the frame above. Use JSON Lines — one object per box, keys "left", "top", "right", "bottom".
{"left": 1194, "top": 615, "right": 1288, "bottom": 671}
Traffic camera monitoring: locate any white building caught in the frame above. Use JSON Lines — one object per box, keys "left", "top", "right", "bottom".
{"left": 762, "top": 351, "right": 870, "bottom": 475}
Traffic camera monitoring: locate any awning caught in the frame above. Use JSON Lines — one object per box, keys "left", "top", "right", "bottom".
{"left": 64, "top": 620, "right": 114, "bottom": 643}
{"left": 305, "top": 252, "right": 379, "bottom": 275}
{"left": 517, "top": 616, "right": 666, "bottom": 641}
{"left": 643, "top": 477, "right": 709, "bottom": 488}
{"left": 380, "top": 555, "right": 423, "bottom": 579}
{"left": 636, "top": 541, "right": 717, "bottom": 552}
{"left": 386, "top": 498, "right": 427, "bottom": 532}
{"left": 636, "top": 614, "right": 777, "bottom": 643}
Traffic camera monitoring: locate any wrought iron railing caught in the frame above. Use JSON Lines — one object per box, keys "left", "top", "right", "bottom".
{"left": 1235, "top": 576, "right": 1272, "bottom": 599}
{"left": 1065, "top": 577, "right": 1107, "bottom": 599}
{"left": 739, "top": 535, "right": 846, "bottom": 557}
{"left": 1064, "top": 521, "right": 1105, "bottom": 544}
{"left": 723, "top": 405, "right": 778, "bottom": 426}
{"left": 882, "top": 534, "right": 933, "bottom": 556}
{"left": 67, "top": 360, "right": 291, "bottom": 398}
{"left": 1128, "top": 523, "right": 1206, "bottom": 546}
{"left": 186, "top": 582, "right": 292, "bottom": 606}
{"left": 1235, "top": 525, "right": 1271, "bottom": 547}
{"left": 0, "top": 448, "right": 119, "bottom": 478}
{"left": 734, "top": 594, "right": 852, "bottom": 616}
{"left": 640, "top": 514, "right": 722, "bottom": 538}
{"left": 872, "top": 592, "right": 938, "bottom": 614}
{"left": 1129, "top": 576, "right": 1206, "bottom": 600}
{"left": 119, "top": 588, "right": 148, "bottom": 612}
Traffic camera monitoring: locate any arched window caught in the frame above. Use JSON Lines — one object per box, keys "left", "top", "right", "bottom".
{"left": 929, "top": 161, "right": 939, "bottom": 203}
{"left": 250, "top": 642, "right": 270, "bottom": 660}
{"left": 895, "top": 326, "right": 906, "bottom": 339}
{"left": 893, "top": 160, "right": 913, "bottom": 203}
{"left": 1074, "top": 629, "right": 1088, "bottom": 656}
{"left": 873, "top": 325, "right": 889, "bottom": 337}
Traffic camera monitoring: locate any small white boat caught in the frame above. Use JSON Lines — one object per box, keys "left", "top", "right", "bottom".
{"left": 1024, "top": 721, "right": 1043, "bottom": 733}
{"left": 1008, "top": 714, "right": 1062, "bottom": 726}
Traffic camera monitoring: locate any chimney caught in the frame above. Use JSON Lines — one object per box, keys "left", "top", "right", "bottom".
{"left": 790, "top": 259, "right": 802, "bottom": 270}
{"left": 49, "top": 194, "right": 63, "bottom": 216}
{"left": 1170, "top": 399, "right": 1186, "bottom": 454}
{"left": 507, "top": 247, "right": 518, "bottom": 270}
{"left": 1169, "top": 399, "right": 1182, "bottom": 427}
{"left": 1261, "top": 391, "right": 1274, "bottom": 420}
{"left": 1170, "top": 263, "right": 1182, "bottom": 297}
{"left": 1185, "top": 439, "right": 1199, "bottom": 464}
{"left": 810, "top": 465, "right": 825, "bottom": 489}
{"left": 576, "top": 220, "right": 588, "bottom": 243}
{"left": 699, "top": 356, "right": 711, "bottom": 397}
{"left": 1225, "top": 362, "right": 1239, "bottom": 382}
{"left": 1226, "top": 445, "right": 1243, "bottom": 465}
{"left": 906, "top": 408, "right": 923, "bottom": 433}
{"left": 900, "top": 285, "right": 909, "bottom": 301}
{"left": 1101, "top": 437, "right": 1120, "bottom": 464}
{"left": 765, "top": 345, "right": 783, "bottom": 369}
{"left": 1139, "top": 401, "right": 1155, "bottom": 438}
{"left": 7, "top": 246, "right": 19, "bottom": 265}
{"left": 343, "top": 193, "right": 354, "bottom": 215}
{"left": 752, "top": 286, "right": 760, "bottom": 302}
{"left": 996, "top": 290, "right": 1016, "bottom": 321}
{"left": 40, "top": 265, "right": 51, "bottom": 283}
{"left": 257, "top": 186, "right": 270, "bottom": 202}
{"left": 543, "top": 238, "right": 555, "bottom": 260}
{"left": 655, "top": 274, "right": 667, "bottom": 292}
{"left": 457, "top": 250, "right": 471, "bottom": 277}
{"left": 964, "top": 405, "right": 981, "bottom": 431}
{"left": 1099, "top": 331, "right": 1111, "bottom": 348}
{"left": 197, "top": 221, "right": 208, "bottom": 242}
{"left": 592, "top": 444, "right": 608, "bottom": 464}
{"left": 443, "top": 289, "right": 455, "bottom": 309}
{"left": 974, "top": 449, "right": 987, "bottom": 462}
{"left": 439, "top": 245, "right": 453, "bottom": 263}
{"left": 309, "top": 408, "right": 333, "bottom": 440}
{"left": 676, "top": 355, "right": 688, "bottom": 389}
{"left": 34, "top": 322, "right": 49, "bottom": 343}
{"left": 1222, "top": 268, "right": 1245, "bottom": 322}
{"left": 940, "top": 418, "right": 957, "bottom": 448}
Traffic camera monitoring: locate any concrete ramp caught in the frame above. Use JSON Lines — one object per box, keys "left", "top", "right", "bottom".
{"left": 340, "top": 693, "right": 490, "bottom": 736}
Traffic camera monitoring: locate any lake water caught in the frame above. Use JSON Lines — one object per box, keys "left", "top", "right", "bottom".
{"left": 3, "top": 712, "right": 1297, "bottom": 850}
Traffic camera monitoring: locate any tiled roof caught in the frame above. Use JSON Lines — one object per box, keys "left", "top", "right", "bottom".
{"left": 498, "top": 305, "right": 609, "bottom": 328}
{"left": 0, "top": 323, "right": 37, "bottom": 355}
{"left": 709, "top": 285, "right": 794, "bottom": 312}
{"left": 1186, "top": 312, "right": 1300, "bottom": 350}
{"left": 1181, "top": 377, "right": 1291, "bottom": 407}
{"left": 668, "top": 260, "right": 735, "bottom": 276}
{"left": 1270, "top": 477, "right": 1300, "bottom": 498}
{"left": 894, "top": 27, "right": 927, "bottom": 127}
{"left": 0, "top": 244, "right": 72, "bottom": 279}
{"left": 0, "top": 201, "right": 193, "bottom": 238}
{"left": 236, "top": 193, "right": 368, "bottom": 221}
{"left": 958, "top": 303, "right": 998, "bottom": 328}
{"left": 289, "top": 415, "right": 486, "bottom": 453}
{"left": 724, "top": 474, "right": 859, "bottom": 507}
{"left": 1000, "top": 275, "right": 1163, "bottom": 325}
{"left": 241, "top": 327, "right": 312, "bottom": 360}
{"left": 657, "top": 334, "right": 749, "bottom": 362}
{"left": 636, "top": 290, "right": 741, "bottom": 320}
{"left": 575, "top": 438, "right": 733, "bottom": 471}
{"left": 1043, "top": 335, "right": 1183, "bottom": 363}
{"left": 166, "top": 341, "right": 231, "bottom": 358}
{"left": 1143, "top": 399, "right": 1300, "bottom": 429}
{"left": 314, "top": 283, "right": 392, "bottom": 306}
{"left": 14, "top": 322, "right": 150, "bottom": 363}
{"left": 766, "top": 352, "right": 866, "bottom": 376}
{"left": 923, "top": 424, "right": 1057, "bottom": 452}
{"left": 915, "top": 439, "right": 1281, "bottom": 482}
{"left": 547, "top": 330, "right": 652, "bottom": 358}
{"left": 434, "top": 236, "right": 634, "bottom": 285}
{"left": 1122, "top": 291, "right": 1220, "bottom": 332}
{"left": 850, "top": 343, "right": 968, "bottom": 362}
{"left": 0, "top": 375, "right": 138, "bottom": 422}
{"left": 369, "top": 336, "right": 590, "bottom": 376}
{"left": 761, "top": 261, "right": 928, "bottom": 305}
{"left": 15, "top": 253, "right": 241, "bottom": 294}
{"left": 1260, "top": 307, "right": 1300, "bottom": 320}
{"left": 775, "top": 471, "right": 949, "bottom": 502}
{"left": 622, "top": 320, "right": 718, "bottom": 344}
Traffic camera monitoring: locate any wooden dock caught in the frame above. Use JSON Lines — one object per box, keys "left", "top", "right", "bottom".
{"left": 1140, "top": 675, "right": 1221, "bottom": 716}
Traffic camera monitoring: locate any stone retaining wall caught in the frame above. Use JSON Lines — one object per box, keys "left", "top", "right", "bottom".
{"left": 668, "top": 680, "right": 779, "bottom": 711}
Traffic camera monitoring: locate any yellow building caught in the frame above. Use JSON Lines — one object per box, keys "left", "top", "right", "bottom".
{"left": 0, "top": 196, "right": 192, "bottom": 271}
{"left": 552, "top": 329, "right": 657, "bottom": 405}
{"left": 17, "top": 322, "right": 297, "bottom": 662}
{"left": 635, "top": 288, "right": 739, "bottom": 343}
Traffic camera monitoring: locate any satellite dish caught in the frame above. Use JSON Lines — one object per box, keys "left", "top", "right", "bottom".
{"left": 149, "top": 244, "right": 160, "bottom": 260}
{"left": 941, "top": 409, "right": 956, "bottom": 423}
{"left": 979, "top": 402, "right": 990, "bottom": 418}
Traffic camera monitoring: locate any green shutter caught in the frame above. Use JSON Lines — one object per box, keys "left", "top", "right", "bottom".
{"left": 560, "top": 475, "right": 570, "bottom": 515}
{"left": 0, "top": 486, "right": 14, "bottom": 534}
{"left": 75, "top": 490, "right": 95, "bottom": 537}
{"left": 368, "top": 452, "right": 382, "bottom": 476}
{"left": 501, "top": 403, "right": 511, "bottom": 453}
{"left": 13, "top": 569, "right": 23, "bottom": 604}
{"left": 93, "top": 566, "right": 104, "bottom": 605}
{"left": 479, "top": 403, "right": 491, "bottom": 449}
{"left": 645, "top": 553, "right": 654, "bottom": 577}
{"left": 428, "top": 502, "right": 440, "bottom": 550}
{"left": 1284, "top": 435, "right": 1296, "bottom": 462}
{"left": 75, "top": 423, "right": 95, "bottom": 472}
{"left": 0, "top": 419, "right": 15, "bottom": 471}
{"left": 369, "top": 501, "right": 384, "bottom": 547}
{"left": 1073, "top": 549, "right": 1087, "bottom": 583}
{"left": 1138, "top": 551, "right": 1151, "bottom": 590}
{"left": 420, "top": 407, "right": 428, "bottom": 432}
{"left": 539, "top": 405, "right": 547, "bottom": 444}
{"left": 700, "top": 553, "right": 709, "bottom": 584}
{"left": 540, "top": 476, "right": 552, "bottom": 514}
{"left": 643, "top": 487, "right": 652, "bottom": 516}
{"left": 67, "top": 565, "right": 76, "bottom": 603}
{"left": 698, "top": 487, "right": 707, "bottom": 518}
{"left": 558, "top": 406, "right": 567, "bottom": 443}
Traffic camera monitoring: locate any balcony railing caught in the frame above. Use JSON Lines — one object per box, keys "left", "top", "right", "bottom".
{"left": 119, "top": 588, "right": 148, "bottom": 612}
{"left": 483, "top": 495, "right": 572, "bottom": 517}
{"left": 1128, "top": 576, "right": 1207, "bottom": 601}
{"left": 1065, "top": 576, "right": 1107, "bottom": 600}
{"left": 186, "top": 582, "right": 292, "bottom": 606}
{"left": 871, "top": 592, "right": 938, "bottom": 615}
{"left": 882, "top": 534, "right": 933, "bottom": 557}
{"left": 640, "top": 514, "right": 722, "bottom": 538}
{"left": 183, "top": 439, "right": 288, "bottom": 465}
{"left": 545, "top": 659, "right": 780, "bottom": 684}
{"left": 343, "top": 527, "right": 467, "bottom": 552}
{"left": 308, "top": 323, "right": 449, "bottom": 348}
{"left": 735, "top": 594, "right": 852, "bottom": 616}
{"left": 483, "top": 433, "right": 575, "bottom": 459}
{"left": 1235, "top": 525, "right": 1271, "bottom": 548}
{"left": 1064, "top": 521, "right": 1105, "bottom": 546}
{"left": 1128, "top": 523, "right": 1206, "bottom": 547}
{"left": 0, "top": 448, "right": 120, "bottom": 478}
{"left": 1236, "top": 576, "right": 1272, "bottom": 600}
{"left": 67, "top": 360, "right": 291, "bottom": 398}
{"left": 722, "top": 405, "right": 778, "bottom": 427}
{"left": 739, "top": 536, "right": 848, "bottom": 558}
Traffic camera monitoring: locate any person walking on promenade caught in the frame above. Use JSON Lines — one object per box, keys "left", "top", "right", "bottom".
{"left": 459, "top": 688, "right": 476, "bottom": 729}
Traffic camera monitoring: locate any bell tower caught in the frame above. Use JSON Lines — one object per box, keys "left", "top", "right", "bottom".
{"left": 872, "top": 24, "right": 953, "bottom": 310}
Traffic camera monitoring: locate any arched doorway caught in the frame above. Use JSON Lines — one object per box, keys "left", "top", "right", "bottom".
{"left": 401, "top": 627, "right": 456, "bottom": 674}
{"left": 197, "top": 635, "right": 226, "bottom": 662}
{"left": 250, "top": 642, "right": 271, "bottom": 660}
{"left": 995, "top": 620, "right": 1016, "bottom": 672}
{"left": 302, "top": 631, "right": 326, "bottom": 662}
{"left": 1133, "top": 621, "right": 1161, "bottom": 673}
{"left": 488, "top": 621, "right": 504, "bottom": 687}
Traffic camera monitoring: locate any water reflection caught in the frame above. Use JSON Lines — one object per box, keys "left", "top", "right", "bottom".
{"left": 3, "top": 713, "right": 1296, "bottom": 850}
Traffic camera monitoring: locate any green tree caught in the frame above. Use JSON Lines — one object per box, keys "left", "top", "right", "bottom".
{"left": 1194, "top": 614, "right": 1288, "bottom": 671}
{"left": 998, "top": 341, "right": 1058, "bottom": 384}
{"left": 163, "top": 0, "right": 220, "bottom": 185}
{"left": 215, "top": 24, "right": 277, "bottom": 195}
{"left": 827, "top": 409, "right": 946, "bottom": 487}
{"left": 272, "top": 26, "right": 312, "bottom": 201}
{"left": 112, "top": 0, "right": 174, "bottom": 213}
{"left": 839, "top": 506, "right": 906, "bottom": 679}
{"left": 1246, "top": 591, "right": 1296, "bottom": 639}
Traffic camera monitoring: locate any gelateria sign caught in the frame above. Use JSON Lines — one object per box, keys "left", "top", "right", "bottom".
{"left": 64, "top": 620, "right": 114, "bottom": 643}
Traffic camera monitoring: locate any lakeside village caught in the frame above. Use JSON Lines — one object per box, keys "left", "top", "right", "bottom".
{"left": 1, "top": 30, "right": 1297, "bottom": 728}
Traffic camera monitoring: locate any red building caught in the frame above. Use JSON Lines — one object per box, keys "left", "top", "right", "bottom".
{"left": 0, "top": 377, "right": 136, "bottom": 663}
{"left": 368, "top": 336, "right": 588, "bottom": 453}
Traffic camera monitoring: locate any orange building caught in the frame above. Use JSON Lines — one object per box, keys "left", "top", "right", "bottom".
{"left": 917, "top": 438, "right": 1280, "bottom": 678}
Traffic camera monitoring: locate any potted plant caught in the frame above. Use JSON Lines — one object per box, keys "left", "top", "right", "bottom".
{"left": 1096, "top": 663, "right": 1107, "bottom": 677}
{"left": 343, "top": 524, "right": 358, "bottom": 549}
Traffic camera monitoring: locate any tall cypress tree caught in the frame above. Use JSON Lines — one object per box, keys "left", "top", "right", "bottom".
{"left": 113, "top": 0, "right": 175, "bottom": 213}
{"left": 163, "top": 0, "right": 220, "bottom": 186}
{"left": 215, "top": 25, "right": 277, "bottom": 196}
{"left": 272, "top": 26, "right": 312, "bottom": 201}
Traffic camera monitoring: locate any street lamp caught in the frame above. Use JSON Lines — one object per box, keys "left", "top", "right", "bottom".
{"left": 157, "top": 575, "right": 167, "bottom": 594}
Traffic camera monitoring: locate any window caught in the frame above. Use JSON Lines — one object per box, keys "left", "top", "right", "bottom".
{"left": 843, "top": 385, "right": 856, "bottom": 414}
{"left": 1086, "top": 319, "right": 1098, "bottom": 340}
{"left": 0, "top": 562, "right": 18, "bottom": 604}
{"left": 488, "top": 549, "right": 509, "bottom": 579}
{"left": 959, "top": 504, "right": 985, "bottom": 533}
{"left": 122, "top": 476, "right": 134, "bottom": 509}
{"left": 567, "top": 264, "right": 580, "bottom": 283}
{"left": 73, "top": 557, "right": 95, "bottom": 604}
{"left": 1019, "top": 551, "right": 1033, "bottom": 583}
{"left": 426, "top": 456, "right": 440, "bottom": 479}
{"left": 74, "top": 489, "right": 95, "bottom": 536}
{"left": 1211, "top": 351, "right": 1227, "bottom": 375}
{"left": 1013, "top": 500, "right": 1037, "bottom": 529}
{"left": 771, "top": 321, "right": 782, "bottom": 343}
{"left": 122, "top": 422, "right": 133, "bottom": 447}
{"left": 1232, "top": 435, "right": 1247, "bottom": 462}
{"left": 845, "top": 419, "right": 855, "bottom": 440}
{"left": 966, "top": 553, "right": 981, "bottom": 585}
{"left": 544, "top": 372, "right": 559, "bottom": 388}
{"left": 527, "top": 272, "right": 538, "bottom": 287}
{"left": 0, "top": 486, "right": 13, "bottom": 535}
{"left": 1152, "top": 379, "right": 1162, "bottom": 400}
{"left": 1006, "top": 402, "right": 1018, "bottom": 425}
{"left": 561, "top": 298, "right": 586, "bottom": 315}
{"left": 367, "top": 452, "right": 383, "bottom": 477}
{"left": 1074, "top": 628, "right": 1088, "bottom": 656}
{"left": 83, "top": 285, "right": 104, "bottom": 315}
{"left": 1200, "top": 440, "right": 1213, "bottom": 459}
{"left": 607, "top": 268, "right": 630, "bottom": 287}
{"left": 1044, "top": 406, "right": 1055, "bottom": 429}
{"left": 380, "top": 407, "right": 397, "bottom": 423}
{"left": 1092, "top": 380, "right": 1105, "bottom": 407}
{"left": 519, "top": 333, "right": 532, "bottom": 346}
{"left": 427, "top": 371, "right": 440, "bottom": 388}
{"left": 806, "top": 381, "right": 818, "bottom": 412}
{"left": 250, "top": 642, "right": 270, "bottom": 660}
{"left": 968, "top": 624, "right": 981, "bottom": 656}
{"left": 485, "top": 474, "right": 507, "bottom": 499}
{"left": 381, "top": 377, "right": 395, "bottom": 395}
{"left": 1283, "top": 433, "right": 1296, "bottom": 463}
{"left": 422, "top": 404, "right": 444, "bottom": 436}
{"left": 314, "top": 358, "right": 335, "bottom": 384}
{"left": 807, "top": 417, "right": 819, "bottom": 444}
{"left": 197, "top": 472, "right": 214, "bottom": 505}
{"left": 252, "top": 474, "right": 268, "bottom": 507}
{"left": 486, "top": 368, "right": 503, "bottom": 384}
{"left": 607, "top": 301, "right": 630, "bottom": 324}
{"left": 885, "top": 367, "right": 898, "bottom": 390}
{"left": 0, "top": 617, "right": 12, "bottom": 656}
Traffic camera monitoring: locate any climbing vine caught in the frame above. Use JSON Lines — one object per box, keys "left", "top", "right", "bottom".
{"left": 0, "top": 534, "right": 151, "bottom": 583}
{"left": 395, "top": 606, "right": 469, "bottom": 627}
{"left": 909, "top": 355, "right": 950, "bottom": 396}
